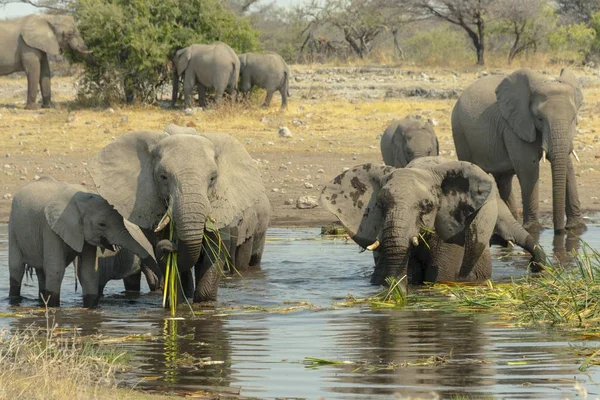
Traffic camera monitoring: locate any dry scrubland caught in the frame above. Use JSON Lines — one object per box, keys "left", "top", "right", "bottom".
{"left": 1, "top": 65, "right": 600, "bottom": 226}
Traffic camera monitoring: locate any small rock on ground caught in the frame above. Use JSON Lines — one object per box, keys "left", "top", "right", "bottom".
{"left": 296, "top": 196, "right": 319, "bottom": 209}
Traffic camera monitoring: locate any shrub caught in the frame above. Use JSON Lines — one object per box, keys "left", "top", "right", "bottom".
{"left": 74, "top": 0, "right": 259, "bottom": 105}
{"left": 403, "top": 25, "right": 473, "bottom": 67}
{"left": 547, "top": 22, "right": 595, "bottom": 64}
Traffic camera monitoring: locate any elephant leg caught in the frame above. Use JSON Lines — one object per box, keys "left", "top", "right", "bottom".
{"left": 123, "top": 271, "right": 142, "bottom": 292}
{"left": 43, "top": 265, "right": 66, "bottom": 307}
{"left": 78, "top": 243, "right": 100, "bottom": 308}
{"left": 214, "top": 87, "right": 225, "bottom": 106}
{"left": 515, "top": 162, "right": 542, "bottom": 232}
{"left": 180, "top": 269, "right": 195, "bottom": 300}
{"left": 371, "top": 250, "right": 387, "bottom": 285}
{"left": 183, "top": 71, "right": 196, "bottom": 109}
{"left": 425, "top": 238, "right": 464, "bottom": 282}
{"left": 21, "top": 52, "right": 41, "bottom": 109}
{"left": 565, "top": 157, "right": 586, "bottom": 232}
{"left": 279, "top": 86, "right": 288, "bottom": 109}
{"left": 463, "top": 247, "right": 492, "bottom": 282}
{"left": 193, "top": 256, "right": 221, "bottom": 303}
{"left": 495, "top": 173, "right": 519, "bottom": 220}
{"left": 262, "top": 90, "right": 275, "bottom": 107}
{"left": 198, "top": 84, "right": 207, "bottom": 108}
{"left": 235, "top": 239, "right": 253, "bottom": 271}
{"left": 35, "top": 268, "right": 46, "bottom": 299}
{"left": 39, "top": 54, "right": 51, "bottom": 108}
{"left": 8, "top": 237, "right": 24, "bottom": 299}
{"left": 249, "top": 234, "right": 266, "bottom": 267}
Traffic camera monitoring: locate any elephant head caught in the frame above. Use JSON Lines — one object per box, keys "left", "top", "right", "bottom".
{"left": 21, "top": 15, "right": 89, "bottom": 57}
{"left": 320, "top": 162, "right": 497, "bottom": 292}
{"left": 87, "top": 129, "right": 265, "bottom": 277}
{"left": 393, "top": 118, "right": 438, "bottom": 166}
{"left": 496, "top": 68, "right": 582, "bottom": 233}
{"left": 44, "top": 188, "right": 158, "bottom": 276}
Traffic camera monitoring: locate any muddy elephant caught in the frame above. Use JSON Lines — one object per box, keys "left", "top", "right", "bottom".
{"left": 171, "top": 42, "right": 240, "bottom": 109}
{"left": 380, "top": 117, "right": 439, "bottom": 167}
{"left": 0, "top": 14, "right": 89, "bottom": 109}
{"left": 452, "top": 68, "right": 585, "bottom": 234}
{"left": 88, "top": 128, "right": 271, "bottom": 303}
{"left": 8, "top": 177, "right": 158, "bottom": 308}
{"left": 320, "top": 160, "right": 544, "bottom": 295}
{"left": 238, "top": 52, "right": 290, "bottom": 109}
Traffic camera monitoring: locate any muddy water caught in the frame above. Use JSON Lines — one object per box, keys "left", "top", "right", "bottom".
{"left": 1, "top": 224, "right": 600, "bottom": 399}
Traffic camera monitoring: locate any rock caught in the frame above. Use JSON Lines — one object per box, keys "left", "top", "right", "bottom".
{"left": 284, "top": 198, "right": 294, "bottom": 205}
{"left": 184, "top": 108, "right": 196, "bottom": 116}
{"left": 120, "top": 115, "right": 128, "bottom": 123}
{"left": 304, "top": 182, "right": 314, "bottom": 189}
{"left": 80, "top": 181, "right": 87, "bottom": 186}
{"left": 317, "top": 168, "right": 325, "bottom": 173}
{"left": 279, "top": 126, "right": 293, "bottom": 138}
{"left": 428, "top": 118, "right": 439, "bottom": 127}
{"left": 246, "top": 139, "right": 253, "bottom": 145}
{"left": 265, "top": 141, "right": 275, "bottom": 146}
{"left": 34, "top": 175, "right": 40, "bottom": 181}
{"left": 106, "top": 108, "right": 115, "bottom": 114}
{"left": 4, "top": 153, "right": 9, "bottom": 158}
{"left": 3, "top": 193, "right": 12, "bottom": 200}
{"left": 104, "top": 128, "right": 110, "bottom": 134}
{"left": 343, "top": 167, "right": 350, "bottom": 172}
{"left": 271, "top": 188, "right": 280, "bottom": 192}
{"left": 296, "top": 196, "right": 319, "bottom": 209}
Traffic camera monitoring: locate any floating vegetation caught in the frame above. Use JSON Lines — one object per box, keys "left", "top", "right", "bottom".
{"left": 334, "top": 276, "right": 408, "bottom": 308}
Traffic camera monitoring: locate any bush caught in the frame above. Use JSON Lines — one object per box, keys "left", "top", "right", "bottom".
{"left": 403, "top": 25, "right": 473, "bottom": 67}
{"left": 74, "top": 0, "right": 259, "bottom": 105}
{"left": 548, "top": 22, "right": 595, "bottom": 64}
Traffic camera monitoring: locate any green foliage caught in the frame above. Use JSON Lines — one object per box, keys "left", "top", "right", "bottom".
{"left": 403, "top": 25, "right": 473, "bottom": 66}
{"left": 74, "top": 0, "right": 259, "bottom": 105}
{"left": 548, "top": 22, "right": 595, "bottom": 63}
{"left": 588, "top": 11, "right": 600, "bottom": 55}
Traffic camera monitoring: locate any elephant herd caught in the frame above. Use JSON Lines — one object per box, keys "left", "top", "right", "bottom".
{"left": 0, "top": 15, "right": 289, "bottom": 110}
{"left": 2, "top": 14, "right": 587, "bottom": 306}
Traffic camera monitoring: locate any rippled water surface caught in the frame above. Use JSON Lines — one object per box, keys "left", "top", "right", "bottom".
{"left": 1, "top": 224, "right": 600, "bottom": 399}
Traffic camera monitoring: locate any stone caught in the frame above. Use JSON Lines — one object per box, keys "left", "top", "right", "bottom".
{"left": 304, "top": 182, "right": 314, "bottom": 189}
{"left": 279, "top": 126, "right": 293, "bottom": 138}
{"left": 296, "top": 196, "right": 319, "bottom": 209}
{"left": 3, "top": 193, "right": 12, "bottom": 200}
{"left": 184, "top": 108, "right": 195, "bottom": 116}
{"left": 284, "top": 198, "right": 294, "bottom": 205}
{"left": 120, "top": 115, "right": 128, "bottom": 123}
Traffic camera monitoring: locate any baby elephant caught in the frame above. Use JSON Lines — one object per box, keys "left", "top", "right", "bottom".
{"left": 380, "top": 117, "right": 439, "bottom": 167}
{"left": 8, "top": 177, "right": 159, "bottom": 308}
{"left": 238, "top": 52, "right": 290, "bottom": 109}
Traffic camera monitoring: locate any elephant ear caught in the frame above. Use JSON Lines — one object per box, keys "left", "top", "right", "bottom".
{"left": 174, "top": 47, "right": 192, "bottom": 76}
{"left": 44, "top": 187, "right": 85, "bottom": 252}
{"left": 496, "top": 68, "right": 538, "bottom": 143}
{"left": 88, "top": 131, "right": 169, "bottom": 230}
{"left": 433, "top": 161, "right": 493, "bottom": 242}
{"left": 558, "top": 68, "right": 583, "bottom": 110}
{"left": 320, "top": 163, "right": 394, "bottom": 249}
{"left": 198, "top": 133, "right": 268, "bottom": 229}
{"left": 21, "top": 15, "right": 61, "bottom": 56}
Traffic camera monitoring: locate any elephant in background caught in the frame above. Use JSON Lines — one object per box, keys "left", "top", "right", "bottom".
{"left": 0, "top": 14, "right": 89, "bottom": 109}
{"left": 8, "top": 177, "right": 158, "bottom": 308}
{"left": 88, "top": 127, "right": 271, "bottom": 303}
{"left": 171, "top": 42, "right": 240, "bottom": 109}
{"left": 380, "top": 117, "right": 439, "bottom": 167}
{"left": 320, "top": 160, "right": 544, "bottom": 295}
{"left": 238, "top": 52, "right": 290, "bottom": 109}
{"left": 452, "top": 68, "right": 585, "bottom": 234}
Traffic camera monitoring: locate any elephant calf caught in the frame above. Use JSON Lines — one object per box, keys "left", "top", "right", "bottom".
{"left": 8, "top": 177, "right": 159, "bottom": 307}
{"left": 380, "top": 117, "right": 439, "bottom": 167}
{"left": 320, "top": 160, "right": 545, "bottom": 296}
{"left": 238, "top": 52, "right": 290, "bottom": 109}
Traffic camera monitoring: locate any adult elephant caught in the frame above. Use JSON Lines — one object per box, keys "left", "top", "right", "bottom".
{"left": 8, "top": 177, "right": 158, "bottom": 308}
{"left": 171, "top": 42, "right": 240, "bottom": 109}
{"left": 452, "top": 68, "right": 584, "bottom": 234}
{"left": 380, "top": 117, "right": 439, "bottom": 167}
{"left": 0, "top": 14, "right": 89, "bottom": 109}
{"left": 88, "top": 128, "right": 271, "bottom": 303}
{"left": 320, "top": 160, "right": 544, "bottom": 295}
{"left": 238, "top": 52, "right": 290, "bottom": 109}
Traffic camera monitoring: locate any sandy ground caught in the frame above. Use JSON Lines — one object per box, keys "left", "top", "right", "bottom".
{"left": 2, "top": 65, "right": 600, "bottom": 228}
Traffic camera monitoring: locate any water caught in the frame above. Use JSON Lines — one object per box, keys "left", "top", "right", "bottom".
{"left": 1, "top": 224, "right": 600, "bottom": 398}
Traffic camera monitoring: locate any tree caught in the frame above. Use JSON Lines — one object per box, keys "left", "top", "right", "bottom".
{"left": 556, "top": 0, "right": 600, "bottom": 24}
{"left": 493, "top": 0, "right": 555, "bottom": 63}
{"left": 74, "top": 0, "right": 259, "bottom": 104}
{"left": 410, "top": 0, "right": 492, "bottom": 65}
{"left": 0, "top": 0, "right": 73, "bottom": 12}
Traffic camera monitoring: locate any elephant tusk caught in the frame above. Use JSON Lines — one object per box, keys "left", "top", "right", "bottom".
{"left": 542, "top": 150, "right": 546, "bottom": 163}
{"left": 508, "top": 240, "right": 515, "bottom": 247}
{"left": 572, "top": 151, "right": 580, "bottom": 163}
{"left": 366, "top": 240, "right": 380, "bottom": 251}
{"left": 154, "top": 213, "right": 171, "bottom": 233}
{"left": 412, "top": 236, "right": 419, "bottom": 246}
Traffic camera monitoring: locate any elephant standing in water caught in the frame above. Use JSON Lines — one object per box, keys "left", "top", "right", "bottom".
{"left": 8, "top": 177, "right": 158, "bottom": 308}
{"left": 380, "top": 117, "right": 439, "bottom": 167}
{"left": 88, "top": 128, "right": 271, "bottom": 303}
{"left": 0, "top": 14, "right": 89, "bottom": 109}
{"left": 320, "top": 160, "right": 544, "bottom": 295}
{"left": 171, "top": 42, "right": 240, "bottom": 109}
{"left": 452, "top": 68, "right": 585, "bottom": 234}
{"left": 238, "top": 52, "right": 290, "bottom": 109}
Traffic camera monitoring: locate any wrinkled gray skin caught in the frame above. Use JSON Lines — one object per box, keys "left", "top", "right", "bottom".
{"left": 96, "top": 246, "right": 161, "bottom": 296}
{"left": 380, "top": 117, "right": 439, "bottom": 167}
{"left": 452, "top": 68, "right": 585, "bottom": 234}
{"left": 0, "top": 14, "right": 89, "bottom": 109}
{"left": 88, "top": 126, "right": 271, "bottom": 303}
{"left": 238, "top": 52, "right": 290, "bottom": 109}
{"left": 172, "top": 43, "right": 240, "bottom": 109}
{"left": 321, "top": 161, "right": 499, "bottom": 296}
{"left": 8, "top": 177, "right": 158, "bottom": 308}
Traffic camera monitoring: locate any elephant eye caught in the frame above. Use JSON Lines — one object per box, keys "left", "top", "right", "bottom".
{"left": 159, "top": 173, "right": 168, "bottom": 181}
{"left": 209, "top": 173, "right": 217, "bottom": 186}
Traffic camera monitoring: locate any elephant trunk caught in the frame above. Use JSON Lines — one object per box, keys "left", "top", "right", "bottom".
{"left": 173, "top": 192, "right": 209, "bottom": 273}
{"left": 381, "top": 208, "right": 413, "bottom": 294}
{"left": 548, "top": 121, "right": 570, "bottom": 234}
